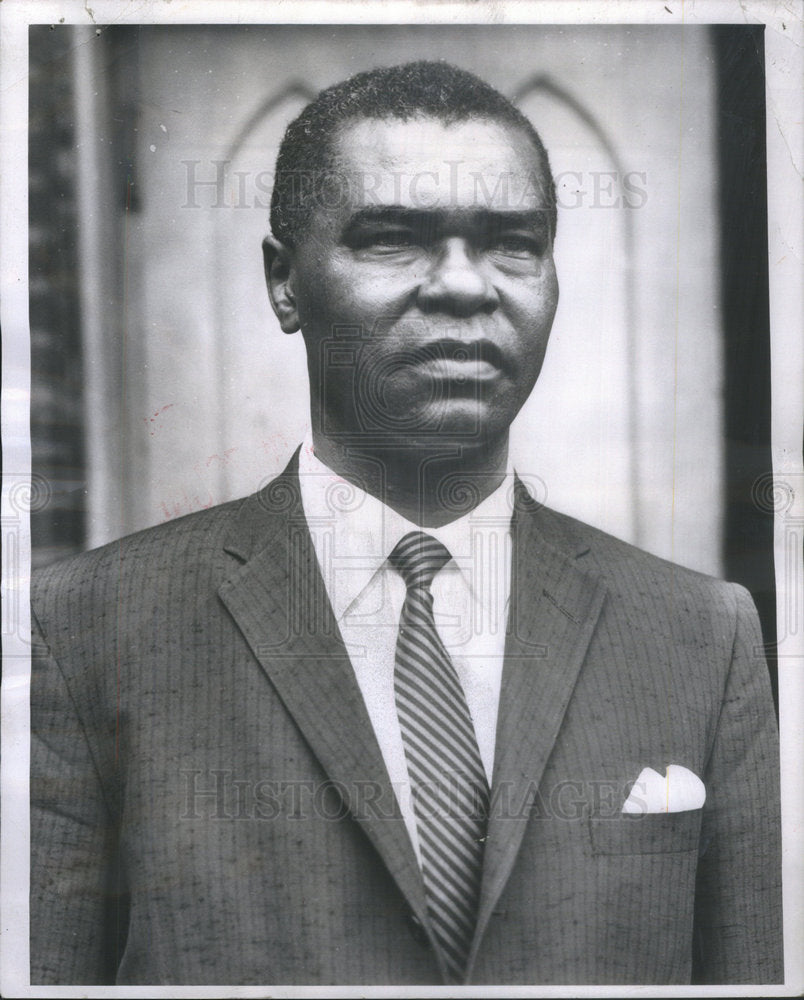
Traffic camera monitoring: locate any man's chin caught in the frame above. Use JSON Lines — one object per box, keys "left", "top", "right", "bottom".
{"left": 387, "top": 404, "right": 507, "bottom": 452}
{"left": 322, "top": 398, "right": 511, "bottom": 452}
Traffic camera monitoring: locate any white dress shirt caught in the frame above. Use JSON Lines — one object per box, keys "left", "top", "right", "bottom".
{"left": 298, "top": 435, "right": 514, "bottom": 861}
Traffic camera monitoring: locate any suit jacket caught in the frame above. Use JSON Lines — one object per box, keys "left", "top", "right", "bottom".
{"left": 30, "top": 456, "right": 783, "bottom": 985}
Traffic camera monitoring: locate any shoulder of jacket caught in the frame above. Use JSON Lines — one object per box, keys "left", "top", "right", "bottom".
{"left": 527, "top": 502, "right": 743, "bottom": 604}
{"left": 31, "top": 495, "right": 247, "bottom": 603}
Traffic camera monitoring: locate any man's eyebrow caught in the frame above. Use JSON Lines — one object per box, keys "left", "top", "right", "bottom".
{"left": 343, "top": 206, "right": 549, "bottom": 231}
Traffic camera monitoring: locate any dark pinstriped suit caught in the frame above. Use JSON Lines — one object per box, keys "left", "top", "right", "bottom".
{"left": 30, "top": 455, "right": 783, "bottom": 984}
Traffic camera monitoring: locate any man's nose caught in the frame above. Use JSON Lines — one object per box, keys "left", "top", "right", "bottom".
{"left": 416, "top": 238, "right": 499, "bottom": 317}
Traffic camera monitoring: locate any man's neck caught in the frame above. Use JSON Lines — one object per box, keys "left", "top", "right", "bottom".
{"left": 309, "top": 433, "right": 509, "bottom": 528}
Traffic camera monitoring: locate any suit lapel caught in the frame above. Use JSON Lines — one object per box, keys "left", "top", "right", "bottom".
{"left": 219, "top": 464, "right": 606, "bottom": 981}
{"left": 468, "top": 489, "right": 608, "bottom": 972}
{"left": 217, "top": 461, "right": 431, "bottom": 934}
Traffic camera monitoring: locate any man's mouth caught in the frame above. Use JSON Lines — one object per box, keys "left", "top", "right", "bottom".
{"left": 407, "top": 339, "right": 506, "bottom": 381}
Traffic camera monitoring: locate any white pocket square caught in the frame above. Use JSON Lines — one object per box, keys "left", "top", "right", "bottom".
{"left": 622, "top": 764, "right": 706, "bottom": 814}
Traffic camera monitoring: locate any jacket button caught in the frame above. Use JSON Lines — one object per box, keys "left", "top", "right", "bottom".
{"left": 406, "top": 912, "right": 429, "bottom": 946}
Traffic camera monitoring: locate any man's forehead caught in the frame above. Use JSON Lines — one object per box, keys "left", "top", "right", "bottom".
{"left": 326, "top": 115, "right": 551, "bottom": 213}
{"left": 343, "top": 205, "right": 551, "bottom": 234}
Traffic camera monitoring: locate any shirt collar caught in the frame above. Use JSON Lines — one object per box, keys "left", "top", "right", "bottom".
{"left": 298, "top": 433, "right": 515, "bottom": 621}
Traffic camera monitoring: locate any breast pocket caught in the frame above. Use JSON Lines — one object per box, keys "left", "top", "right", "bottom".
{"left": 588, "top": 809, "right": 702, "bottom": 856}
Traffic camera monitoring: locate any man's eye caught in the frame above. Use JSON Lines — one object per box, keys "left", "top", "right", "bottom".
{"left": 489, "top": 233, "right": 544, "bottom": 256}
{"left": 365, "top": 230, "right": 417, "bottom": 249}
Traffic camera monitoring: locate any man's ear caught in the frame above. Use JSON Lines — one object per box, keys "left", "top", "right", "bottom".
{"left": 262, "top": 235, "right": 300, "bottom": 334}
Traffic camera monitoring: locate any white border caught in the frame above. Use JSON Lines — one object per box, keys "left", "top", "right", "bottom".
{"left": 1, "top": 1, "right": 801, "bottom": 997}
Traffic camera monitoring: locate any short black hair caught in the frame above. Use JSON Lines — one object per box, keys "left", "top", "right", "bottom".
{"left": 270, "top": 60, "right": 556, "bottom": 247}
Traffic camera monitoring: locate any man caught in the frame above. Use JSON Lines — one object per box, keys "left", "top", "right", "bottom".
{"left": 30, "top": 61, "right": 782, "bottom": 985}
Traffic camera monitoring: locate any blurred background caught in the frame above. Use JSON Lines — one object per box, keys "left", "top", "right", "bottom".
{"left": 29, "top": 23, "right": 775, "bottom": 693}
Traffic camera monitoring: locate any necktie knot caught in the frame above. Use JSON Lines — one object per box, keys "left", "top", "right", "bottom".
{"left": 389, "top": 531, "right": 452, "bottom": 592}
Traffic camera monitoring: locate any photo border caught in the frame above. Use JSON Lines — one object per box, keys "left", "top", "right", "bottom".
{"left": 2, "top": 2, "right": 801, "bottom": 997}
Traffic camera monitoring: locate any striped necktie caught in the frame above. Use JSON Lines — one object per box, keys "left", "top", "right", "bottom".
{"left": 389, "top": 531, "right": 489, "bottom": 984}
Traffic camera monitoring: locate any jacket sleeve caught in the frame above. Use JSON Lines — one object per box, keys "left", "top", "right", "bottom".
{"left": 692, "top": 583, "right": 784, "bottom": 983}
{"left": 30, "top": 607, "right": 126, "bottom": 984}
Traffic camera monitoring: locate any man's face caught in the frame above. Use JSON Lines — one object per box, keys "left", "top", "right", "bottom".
{"left": 283, "top": 115, "right": 559, "bottom": 449}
